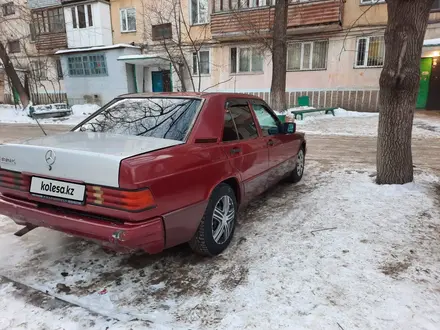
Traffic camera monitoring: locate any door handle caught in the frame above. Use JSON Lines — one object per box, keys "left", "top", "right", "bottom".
{"left": 268, "top": 139, "right": 274, "bottom": 146}
{"left": 230, "top": 147, "right": 241, "bottom": 155}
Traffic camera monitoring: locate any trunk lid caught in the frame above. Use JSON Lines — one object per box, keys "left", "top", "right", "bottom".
{"left": 0, "top": 132, "right": 183, "bottom": 187}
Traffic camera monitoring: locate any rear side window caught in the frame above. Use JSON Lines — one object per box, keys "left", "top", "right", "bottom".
{"left": 75, "top": 97, "right": 201, "bottom": 141}
{"left": 222, "top": 101, "right": 258, "bottom": 142}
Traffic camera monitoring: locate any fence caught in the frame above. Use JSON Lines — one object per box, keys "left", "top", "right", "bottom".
{"left": 3, "top": 92, "right": 68, "bottom": 105}
{"left": 248, "top": 89, "right": 381, "bottom": 112}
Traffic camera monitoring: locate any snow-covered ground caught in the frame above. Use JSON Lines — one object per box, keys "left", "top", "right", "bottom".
{"left": 0, "top": 163, "right": 439, "bottom": 329}
{"left": 293, "top": 108, "right": 440, "bottom": 138}
{"left": 0, "top": 104, "right": 99, "bottom": 125}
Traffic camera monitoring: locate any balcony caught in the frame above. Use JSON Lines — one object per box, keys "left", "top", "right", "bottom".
{"left": 211, "top": 0, "right": 343, "bottom": 40}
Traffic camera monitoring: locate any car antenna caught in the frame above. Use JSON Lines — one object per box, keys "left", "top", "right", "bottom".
{"left": 27, "top": 104, "right": 47, "bottom": 136}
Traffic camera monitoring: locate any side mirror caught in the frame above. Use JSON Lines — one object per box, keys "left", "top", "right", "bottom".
{"left": 283, "top": 122, "right": 296, "bottom": 134}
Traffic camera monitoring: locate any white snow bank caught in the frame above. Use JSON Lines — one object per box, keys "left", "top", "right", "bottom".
{"left": 0, "top": 165, "right": 439, "bottom": 329}
{"left": 295, "top": 108, "right": 440, "bottom": 139}
{"left": 424, "top": 38, "right": 440, "bottom": 46}
{"left": 0, "top": 104, "right": 99, "bottom": 125}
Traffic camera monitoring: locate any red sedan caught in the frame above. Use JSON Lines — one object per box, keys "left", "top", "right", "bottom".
{"left": 0, "top": 93, "right": 306, "bottom": 256}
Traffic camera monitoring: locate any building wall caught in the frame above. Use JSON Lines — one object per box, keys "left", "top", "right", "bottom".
{"left": 64, "top": 2, "right": 112, "bottom": 48}
{"left": 110, "top": 0, "right": 145, "bottom": 44}
{"left": 61, "top": 47, "right": 140, "bottom": 105}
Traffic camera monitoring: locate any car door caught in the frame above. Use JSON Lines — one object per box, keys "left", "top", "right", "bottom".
{"left": 221, "top": 99, "right": 269, "bottom": 203}
{"left": 251, "top": 101, "right": 300, "bottom": 187}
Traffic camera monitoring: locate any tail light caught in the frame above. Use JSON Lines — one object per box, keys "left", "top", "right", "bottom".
{"left": 86, "top": 185, "right": 156, "bottom": 212}
{"left": 0, "top": 169, "right": 28, "bottom": 191}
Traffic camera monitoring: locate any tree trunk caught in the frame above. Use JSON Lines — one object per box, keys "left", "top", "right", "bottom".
{"left": 270, "top": 0, "right": 288, "bottom": 112}
{"left": 376, "top": 0, "right": 434, "bottom": 184}
{"left": 0, "top": 41, "right": 30, "bottom": 108}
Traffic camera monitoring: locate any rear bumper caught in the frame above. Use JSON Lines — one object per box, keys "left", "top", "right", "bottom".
{"left": 0, "top": 194, "right": 165, "bottom": 254}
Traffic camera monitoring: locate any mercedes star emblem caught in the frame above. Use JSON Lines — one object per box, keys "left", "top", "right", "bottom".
{"left": 45, "top": 150, "right": 56, "bottom": 170}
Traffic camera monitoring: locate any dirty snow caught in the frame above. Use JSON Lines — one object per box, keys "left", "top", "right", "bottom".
{"left": 0, "top": 104, "right": 99, "bottom": 125}
{"left": 0, "top": 164, "right": 439, "bottom": 329}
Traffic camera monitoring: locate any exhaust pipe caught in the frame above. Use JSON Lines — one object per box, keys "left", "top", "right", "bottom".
{"left": 14, "top": 225, "right": 37, "bottom": 237}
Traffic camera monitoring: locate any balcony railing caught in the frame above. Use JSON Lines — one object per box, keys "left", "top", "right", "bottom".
{"left": 211, "top": 0, "right": 343, "bottom": 39}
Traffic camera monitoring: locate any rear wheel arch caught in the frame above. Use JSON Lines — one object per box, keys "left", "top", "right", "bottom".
{"left": 221, "top": 177, "right": 241, "bottom": 205}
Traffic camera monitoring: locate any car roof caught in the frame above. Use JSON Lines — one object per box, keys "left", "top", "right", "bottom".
{"left": 119, "top": 92, "right": 264, "bottom": 100}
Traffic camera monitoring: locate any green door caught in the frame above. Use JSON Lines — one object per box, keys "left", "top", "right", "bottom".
{"left": 416, "top": 57, "right": 433, "bottom": 109}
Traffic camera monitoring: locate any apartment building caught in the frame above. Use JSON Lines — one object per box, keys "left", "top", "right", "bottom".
{"left": 0, "top": 0, "right": 68, "bottom": 104}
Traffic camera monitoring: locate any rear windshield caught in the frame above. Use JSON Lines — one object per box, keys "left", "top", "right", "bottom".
{"left": 74, "top": 97, "right": 202, "bottom": 141}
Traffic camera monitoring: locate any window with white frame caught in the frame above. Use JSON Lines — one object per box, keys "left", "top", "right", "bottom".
{"left": 191, "top": 0, "right": 208, "bottom": 25}
{"left": 287, "top": 40, "right": 328, "bottom": 71}
{"left": 71, "top": 4, "right": 93, "bottom": 29}
{"left": 120, "top": 8, "right": 136, "bottom": 32}
{"left": 230, "top": 47, "right": 263, "bottom": 73}
{"left": 360, "top": 0, "right": 385, "bottom": 4}
{"left": 67, "top": 54, "right": 107, "bottom": 77}
{"left": 193, "top": 50, "right": 210, "bottom": 75}
{"left": 355, "top": 36, "right": 385, "bottom": 68}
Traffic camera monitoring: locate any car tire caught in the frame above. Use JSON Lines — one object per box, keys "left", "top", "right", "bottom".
{"left": 288, "top": 146, "right": 305, "bottom": 183}
{"left": 189, "top": 183, "right": 237, "bottom": 256}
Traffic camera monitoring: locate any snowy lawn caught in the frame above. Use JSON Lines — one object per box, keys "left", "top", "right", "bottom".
{"left": 0, "top": 104, "right": 99, "bottom": 125}
{"left": 291, "top": 108, "right": 440, "bottom": 138}
{"left": 0, "top": 162, "right": 439, "bottom": 329}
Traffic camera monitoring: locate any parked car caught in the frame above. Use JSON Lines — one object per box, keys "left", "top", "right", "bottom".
{"left": 0, "top": 93, "right": 306, "bottom": 256}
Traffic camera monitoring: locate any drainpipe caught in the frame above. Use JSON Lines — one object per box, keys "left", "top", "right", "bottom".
{"left": 133, "top": 64, "right": 138, "bottom": 93}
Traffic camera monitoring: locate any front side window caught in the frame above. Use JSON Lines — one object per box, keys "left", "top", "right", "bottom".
{"left": 120, "top": 8, "right": 136, "bottom": 32}
{"left": 75, "top": 98, "right": 201, "bottom": 142}
{"left": 253, "top": 104, "right": 280, "bottom": 136}
{"left": 192, "top": 50, "right": 210, "bottom": 75}
{"left": 191, "top": 0, "right": 208, "bottom": 25}
{"left": 71, "top": 5, "right": 93, "bottom": 29}
{"left": 287, "top": 40, "right": 328, "bottom": 71}
{"left": 67, "top": 54, "right": 107, "bottom": 76}
{"left": 230, "top": 47, "right": 263, "bottom": 73}
{"left": 355, "top": 36, "right": 385, "bottom": 68}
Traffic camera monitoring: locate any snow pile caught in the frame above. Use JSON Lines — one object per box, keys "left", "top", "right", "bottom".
{"left": 0, "top": 104, "right": 99, "bottom": 125}
{"left": 424, "top": 38, "right": 440, "bottom": 46}
{"left": 0, "top": 165, "right": 439, "bottom": 329}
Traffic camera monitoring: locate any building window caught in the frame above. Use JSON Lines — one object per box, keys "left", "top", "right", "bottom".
{"left": 120, "top": 8, "right": 136, "bottom": 32}
{"left": 152, "top": 23, "right": 172, "bottom": 40}
{"left": 355, "top": 36, "right": 385, "bottom": 68}
{"left": 67, "top": 54, "right": 107, "bottom": 77}
{"left": 433, "top": 0, "right": 440, "bottom": 10}
{"left": 71, "top": 5, "right": 93, "bottom": 29}
{"left": 7, "top": 40, "right": 20, "bottom": 53}
{"left": 31, "top": 60, "right": 47, "bottom": 80}
{"left": 56, "top": 59, "right": 63, "bottom": 79}
{"left": 230, "top": 47, "right": 263, "bottom": 73}
{"left": 191, "top": 0, "right": 208, "bottom": 25}
{"left": 1, "top": 2, "right": 14, "bottom": 16}
{"left": 360, "top": 0, "right": 385, "bottom": 4}
{"left": 287, "top": 40, "right": 328, "bottom": 71}
{"left": 192, "top": 50, "right": 210, "bottom": 75}
{"left": 32, "top": 8, "right": 65, "bottom": 35}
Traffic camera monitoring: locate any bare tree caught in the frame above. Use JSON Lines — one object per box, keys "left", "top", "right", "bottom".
{"left": 270, "top": 0, "right": 288, "bottom": 112}
{"left": 0, "top": 2, "right": 31, "bottom": 107}
{"left": 141, "top": 0, "right": 211, "bottom": 92}
{"left": 376, "top": 0, "right": 434, "bottom": 184}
